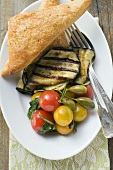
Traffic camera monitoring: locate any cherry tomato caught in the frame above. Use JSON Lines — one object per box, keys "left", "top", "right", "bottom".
{"left": 31, "top": 110, "right": 54, "bottom": 133}
{"left": 73, "top": 103, "right": 87, "bottom": 122}
{"left": 75, "top": 84, "right": 93, "bottom": 99}
{"left": 39, "top": 90, "right": 60, "bottom": 112}
{"left": 54, "top": 105, "right": 73, "bottom": 126}
{"left": 83, "top": 84, "right": 93, "bottom": 99}
{"left": 31, "top": 92, "right": 42, "bottom": 100}
{"left": 55, "top": 123, "right": 74, "bottom": 135}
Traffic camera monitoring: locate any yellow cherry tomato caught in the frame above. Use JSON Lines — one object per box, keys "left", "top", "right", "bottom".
{"left": 73, "top": 103, "right": 87, "bottom": 122}
{"left": 55, "top": 123, "right": 74, "bottom": 135}
{"left": 31, "top": 92, "right": 42, "bottom": 100}
{"left": 54, "top": 105, "right": 73, "bottom": 126}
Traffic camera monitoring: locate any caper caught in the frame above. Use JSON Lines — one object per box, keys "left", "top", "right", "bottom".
{"left": 68, "top": 85, "right": 87, "bottom": 94}
{"left": 62, "top": 97, "right": 76, "bottom": 110}
{"left": 75, "top": 97, "right": 95, "bottom": 110}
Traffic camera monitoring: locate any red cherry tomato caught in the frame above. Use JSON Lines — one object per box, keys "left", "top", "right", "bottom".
{"left": 75, "top": 84, "right": 93, "bottom": 99}
{"left": 31, "top": 110, "right": 54, "bottom": 133}
{"left": 39, "top": 90, "right": 60, "bottom": 112}
{"left": 83, "top": 84, "right": 93, "bottom": 99}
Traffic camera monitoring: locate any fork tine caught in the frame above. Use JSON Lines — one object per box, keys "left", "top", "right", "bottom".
{"left": 68, "top": 27, "right": 81, "bottom": 47}
{"left": 66, "top": 23, "right": 92, "bottom": 49}
{"left": 65, "top": 30, "right": 75, "bottom": 47}
{"left": 73, "top": 23, "right": 91, "bottom": 49}
{"left": 70, "top": 25, "right": 86, "bottom": 48}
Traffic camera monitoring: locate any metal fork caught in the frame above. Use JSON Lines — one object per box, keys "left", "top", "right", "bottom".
{"left": 65, "top": 23, "right": 113, "bottom": 138}
{"left": 90, "top": 70, "right": 113, "bottom": 138}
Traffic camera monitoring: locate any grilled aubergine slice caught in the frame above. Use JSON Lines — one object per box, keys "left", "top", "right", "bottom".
{"left": 16, "top": 48, "right": 80, "bottom": 94}
{"left": 32, "top": 48, "right": 80, "bottom": 84}
{"left": 75, "top": 48, "right": 94, "bottom": 84}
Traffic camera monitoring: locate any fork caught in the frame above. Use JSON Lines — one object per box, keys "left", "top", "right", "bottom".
{"left": 65, "top": 23, "right": 113, "bottom": 138}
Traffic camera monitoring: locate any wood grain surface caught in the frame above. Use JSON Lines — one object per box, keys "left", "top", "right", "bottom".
{"left": 0, "top": 0, "right": 113, "bottom": 170}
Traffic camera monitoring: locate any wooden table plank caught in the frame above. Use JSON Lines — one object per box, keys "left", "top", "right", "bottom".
{"left": 0, "top": 0, "right": 113, "bottom": 169}
{"left": 88, "top": 2, "right": 113, "bottom": 169}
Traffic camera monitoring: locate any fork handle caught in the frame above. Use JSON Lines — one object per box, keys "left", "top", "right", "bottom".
{"left": 89, "top": 65, "right": 113, "bottom": 120}
{"left": 89, "top": 73, "right": 113, "bottom": 138}
{"left": 98, "top": 105, "right": 113, "bottom": 138}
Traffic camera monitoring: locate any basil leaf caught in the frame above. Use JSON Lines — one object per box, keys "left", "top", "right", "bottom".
{"left": 27, "top": 98, "right": 40, "bottom": 119}
{"left": 68, "top": 120, "right": 74, "bottom": 129}
{"left": 39, "top": 115, "right": 54, "bottom": 125}
{"left": 60, "top": 85, "right": 67, "bottom": 102}
{"left": 73, "top": 121, "right": 77, "bottom": 132}
{"left": 38, "top": 122, "right": 53, "bottom": 134}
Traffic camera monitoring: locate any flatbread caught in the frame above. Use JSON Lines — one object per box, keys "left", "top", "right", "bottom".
{"left": 1, "top": 0, "right": 92, "bottom": 75}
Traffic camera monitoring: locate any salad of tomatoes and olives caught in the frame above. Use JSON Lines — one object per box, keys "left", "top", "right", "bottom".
{"left": 27, "top": 84, "right": 95, "bottom": 135}
{"left": 16, "top": 47, "right": 95, "bottom": 135}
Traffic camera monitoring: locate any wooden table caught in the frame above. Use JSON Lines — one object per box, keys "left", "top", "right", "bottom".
{"left": 0, "top": 0, "right": 113, "bottom": 169}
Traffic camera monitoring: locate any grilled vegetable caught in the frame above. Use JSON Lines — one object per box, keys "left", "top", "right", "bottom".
{"left": 22, "top": 63, "right": 36, "bottom": 85}
{"left": 30, "top": 75, "right": 64, "bottom": 86}
{"left": 43, "top": 81, "right": 68, "bottom": 91}
{"left": 16, "top": 47, "right": 80, "bottom": 94}
{"left": 34, "top": 66, "right": 78, "bottom": 79}
{"left": 75, "top": 48, "right": 94, "bottom": 84}
{"left": 31, "top": 48, "right": 80, "bottom": 85}
{"left": 16, "top": 79, "right": 35, "bottom": 95}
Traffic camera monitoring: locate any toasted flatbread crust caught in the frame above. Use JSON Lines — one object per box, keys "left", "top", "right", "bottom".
{"left": 39, "top": 0, "right": 58, "bottom": 9}
{"left": 1, "top": 0, "right": 91, "bottom": 75}
{"left": 38, "top": 0, "right": 69, "bottom": 56}
{"left": 2, "top": 0, "right": 69, "bottom": 76}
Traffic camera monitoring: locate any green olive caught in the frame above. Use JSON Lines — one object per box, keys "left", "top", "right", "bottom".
{"left": 68, "top": 85, "right": 87, "bottom": 94}
{"left": 75, "top": 97, "right": 95, "bottom": 110}
{"left": 62, "top": 97, "right": 76, "bottom": 110}
{"left": 65, "top": 91, "right": 75, "bottom": 98}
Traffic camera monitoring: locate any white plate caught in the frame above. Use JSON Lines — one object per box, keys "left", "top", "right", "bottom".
{"left": 0, "top": 0, "right": 113, "bottom": 160}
